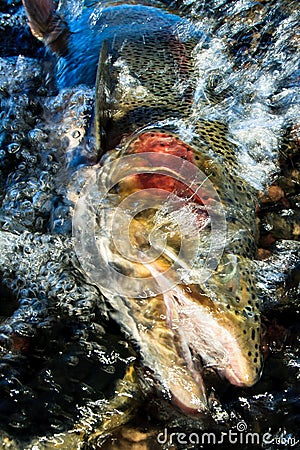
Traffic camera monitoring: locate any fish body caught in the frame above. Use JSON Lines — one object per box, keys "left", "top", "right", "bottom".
{"left": 22, "top": 1, "right": 195, "bottom": 89}
{"left": 23, "top": 0, "right": 263, "bottom": 413}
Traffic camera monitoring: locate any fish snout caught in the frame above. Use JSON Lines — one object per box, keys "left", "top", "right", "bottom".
{"left": 221, "top": 354, "right": 262, "bottom": 388}
{"left": 215, "top": 321, "right": 263, "bottom": 388}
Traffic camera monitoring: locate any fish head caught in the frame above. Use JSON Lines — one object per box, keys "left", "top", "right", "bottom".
{"left": 117, "top": 130, "right": 262, "bottom": 390}
{"left": 75, "top": 128, "right": 262, "bottom": 413}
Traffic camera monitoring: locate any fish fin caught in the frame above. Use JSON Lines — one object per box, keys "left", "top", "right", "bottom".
{"left": 22, "top": 0, "right": 70, "bottom": 55}
{"left": 95, "top": 40, "right": 113, "bottom": 157}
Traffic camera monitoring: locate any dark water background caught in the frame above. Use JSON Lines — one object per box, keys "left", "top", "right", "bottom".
{"left": 0, "top": 0, "right": 299, "bottom": 448}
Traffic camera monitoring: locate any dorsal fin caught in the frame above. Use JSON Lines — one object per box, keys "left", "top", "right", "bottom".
{"left": 22, "top": 0, "right": 70, "bottom": 56}
{"left": 95, "top": 40, "right": 114, "bottom": 157}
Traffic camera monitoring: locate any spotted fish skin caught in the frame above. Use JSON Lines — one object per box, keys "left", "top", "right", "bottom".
{"left": 189, "top": 122, "right": 263, "bottom": 385}
{"left": 22, "top": 1, "right": 198, "bottom": 90}
{"left": 22, "top": 0, "right": 262, "bottom": 413}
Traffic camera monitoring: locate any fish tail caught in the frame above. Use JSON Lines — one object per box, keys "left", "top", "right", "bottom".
{"left": 22, "top": 0, "right": 70, "bottom": 56}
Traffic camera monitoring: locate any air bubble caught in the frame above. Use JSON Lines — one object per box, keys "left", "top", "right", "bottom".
{"left": 7, "top": 143, "right": 20, "bottom": 154}
{"left": 28, "top": 128, "right": 48, "bottom": 143}
{"left": 72, "top": 129, "right": 81, "bottom": 139}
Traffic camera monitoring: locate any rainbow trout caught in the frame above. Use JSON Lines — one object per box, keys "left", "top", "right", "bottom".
{"left": 23, "top": 0, "right": 263, "bottom": 413}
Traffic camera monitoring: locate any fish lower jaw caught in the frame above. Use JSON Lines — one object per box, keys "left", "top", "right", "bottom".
{"left": 163, "top": 366, "right": 208, "bottom": 415}
{"left": 171, "top": 391, "right": 208, "bottom": 416}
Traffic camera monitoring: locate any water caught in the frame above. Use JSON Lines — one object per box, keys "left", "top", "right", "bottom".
{"left": 0, "top": 0, "right": 299, "bottom": 448}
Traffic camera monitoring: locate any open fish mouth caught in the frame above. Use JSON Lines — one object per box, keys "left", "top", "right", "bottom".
{"left": 143, "top": 262, "right": 262, "bottom": 413}
{"left": 72, "top": 130, "right": 262, "bottom": 413}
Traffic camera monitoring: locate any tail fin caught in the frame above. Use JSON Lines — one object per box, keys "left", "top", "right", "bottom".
{"left": 22, "top": 0, "right": 70, "bottom": 55}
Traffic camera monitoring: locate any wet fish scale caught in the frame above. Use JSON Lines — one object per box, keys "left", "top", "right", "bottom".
{"left": 96, "top": 15, "right": 198, "bottom": 149}
{"left": 21, "top": 0, "right": 263, "bottom": 414}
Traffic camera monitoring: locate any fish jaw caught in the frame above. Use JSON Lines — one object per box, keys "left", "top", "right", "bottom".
{"left": 165, "top": 367, "right": 207, "bottom": 414}
{"left": 140, "top": 328, "right": 208, "bottom": 414}
{"left": 163, "top": 282, "right": 262, "bottom": 389}
{"left": 145, "top": 260, "right": 261, "bottom": 390}
{"left": 107, "top": 289, "right": 208, "bottom": 414}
